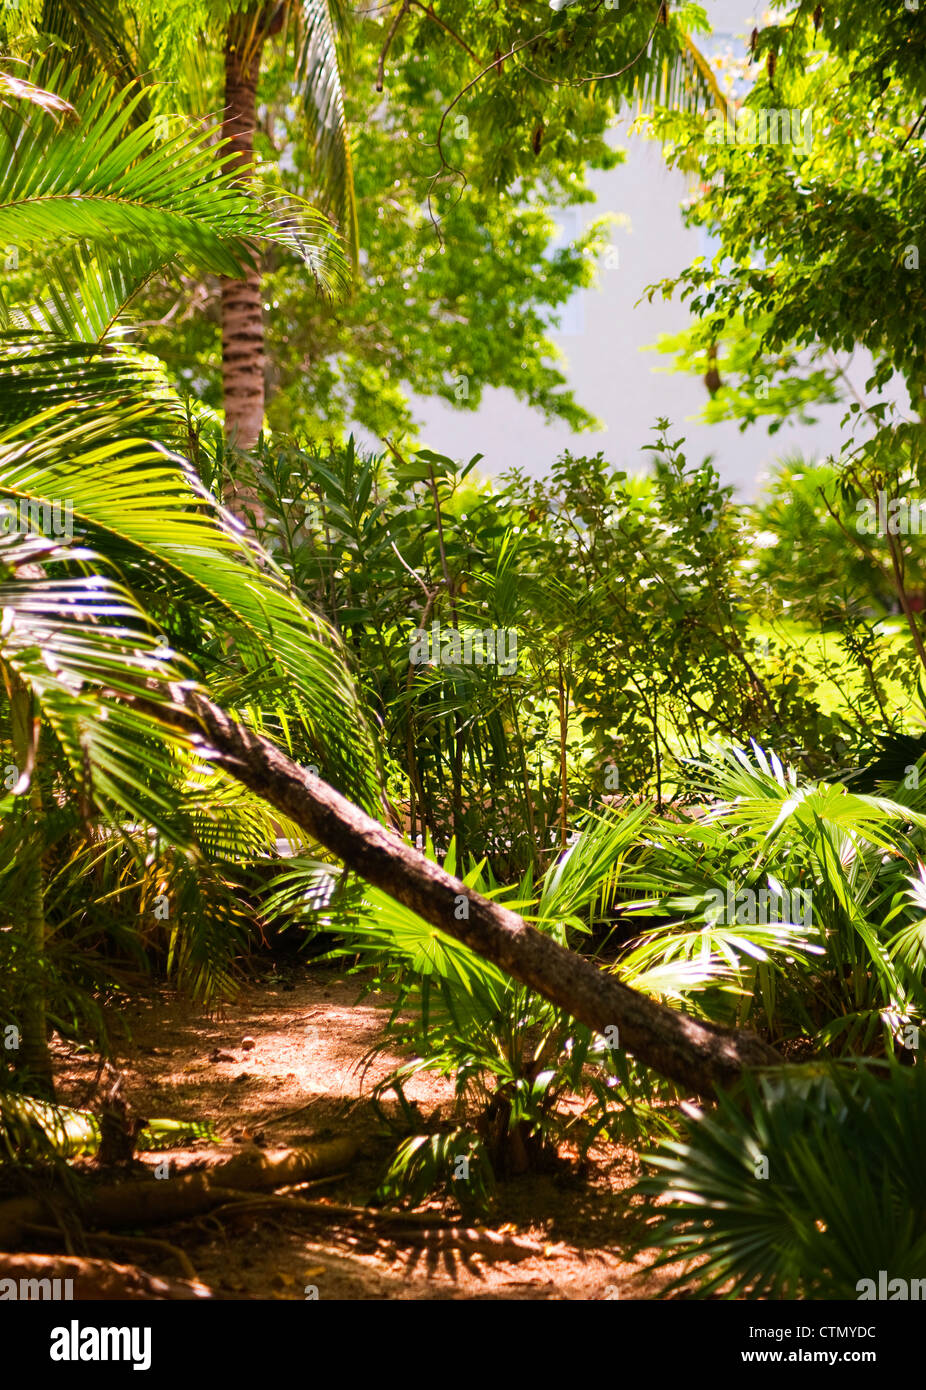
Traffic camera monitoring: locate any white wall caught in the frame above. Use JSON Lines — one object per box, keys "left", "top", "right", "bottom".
{"left": 394, "top": 1, "right": 896, "bottom": 499}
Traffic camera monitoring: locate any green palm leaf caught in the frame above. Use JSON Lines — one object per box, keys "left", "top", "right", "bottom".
{"left": 0, "top": 69, "right": 347, "bottom": 288}
{"left": 0, "top": 336, "right": 178, "bottom": 421}
{"left": 294, "top": 0, "right": 359, "bottom": 266}
{"left": 0, "top": 533, "right": 196, "bottom": 831}
{"left": 13, "top": 245, "right": 173, "bottom": 343}
{"left": 0, "top": 405, "right": 381, "bottom": 806}
{"left": 38, "top": 0, "right": 149, "bottom": 106}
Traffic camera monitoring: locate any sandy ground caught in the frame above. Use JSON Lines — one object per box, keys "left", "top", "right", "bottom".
{"left": 49, "top": 963, "right": 688, "bottom": 1301}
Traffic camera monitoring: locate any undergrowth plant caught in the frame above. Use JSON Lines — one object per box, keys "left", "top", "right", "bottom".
{"left": 321, "top": 812, "right": 684, "bottom": 1212}
{"left": 635, "top": 1062, "right": 926, "bottom": 1300}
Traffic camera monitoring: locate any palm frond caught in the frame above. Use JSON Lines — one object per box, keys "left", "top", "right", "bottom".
{"left": 0, "top": 405, "right": 381, "bottom": 805}
{"left": 0, "top": 533, "right": 196, "bottom": 833}
{"left": 636, "top": 1063, "right": 926, "bottom": 1299}
{"left": 293, "top": 0, "right": 358, "bottom": 267}
{"left": 0, "top": 335, "right": 180, "bottom": 422}
{"left": 38, "top": 0, "right": 148, "bottom": 106}
{"left": 0, "top": 69, "right": 75, "bottom": 115}
{"left": 531, "top": 803, "right": 652, "bottom": 940}
{"left": 633, "top": 25, "right": 734, "bottom": 121}
{"left": 13, "top": 244, "right": 172, "bottom": 343}
{"left": 0, "top": 68, "right": 347, "bottom": 289}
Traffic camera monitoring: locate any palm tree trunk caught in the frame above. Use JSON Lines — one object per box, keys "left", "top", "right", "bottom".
{"left": 8, "top": 678, "right": 54, "bottom": 1098}
{"left": 557, "top": 652, "right": 569, "bottom": 851}
{"left": 221, "top": 9, "right": 269, "bottom": 454}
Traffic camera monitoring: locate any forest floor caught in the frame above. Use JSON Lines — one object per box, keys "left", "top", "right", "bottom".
{"left": 51, "top": 962, "right": 686, "bottom": 1301}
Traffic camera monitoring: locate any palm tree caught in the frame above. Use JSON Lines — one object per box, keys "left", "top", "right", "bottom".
{"left": 210, "top": 0, "right": 729, "bottom": 452}
{"left": 0, "top": 67, "right": 373, "bottom": 1093}
{"left": 32, "top": 1, "right": 725, "bottom": 455}
{"left": 219, "top": 2, "right": 356, "bottom": 450}
{"left": 32, "top": 0, "right": 357, "bottom": 452}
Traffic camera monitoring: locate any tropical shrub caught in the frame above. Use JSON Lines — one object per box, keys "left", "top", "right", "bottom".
{"left": 636, "top": 1062, "right": 926, "bottom": 1300}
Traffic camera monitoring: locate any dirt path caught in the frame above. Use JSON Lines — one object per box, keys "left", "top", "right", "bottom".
{"left": 51, "top": 964, "right": 682, "bottom": 1300}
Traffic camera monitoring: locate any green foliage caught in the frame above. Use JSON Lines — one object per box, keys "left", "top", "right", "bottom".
{"left": 237, "top": 425, "right": 911, "bottom": 888}
{"left": 0, "top": 1093, "right": 218, "bottom": 1159}
{"left": 0, "top": 1089, "right": 99, "bottom": 1163}
{"left": 0, "top": 0, "right": 924, "bottom": 1306}
{"left": 618, "top": 743, "right": 926, "bottom": 1056}
{"left": 377, "top": 1131, "right": 495, "bottom": 1218}
{"left": 0, "top": 67, "right": 379, "bottom": 1091}
{"left": 637, "top": 1063, "right": 926, "bottom": 1300}
{"left": 651, "top": 316, "right": 843, "bottom": 435}
{"left": 127, "top": 0, "right": 726, "bottom": 439}
{"left": 0, "top": 67, "right": 343, "bottom": 289}
{"left": 318, "top": 816, "right": 681, "bottom": 1210}
{"left": 646, "top": 17, "right": 926, "bottom": 404}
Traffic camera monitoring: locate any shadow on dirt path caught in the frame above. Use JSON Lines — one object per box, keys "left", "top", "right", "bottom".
{"left": 50, "top": 965, "right": 683, "bottom": 1300}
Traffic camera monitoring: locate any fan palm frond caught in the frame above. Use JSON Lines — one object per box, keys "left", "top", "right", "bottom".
{"left": 637, "top": 1063, "right": 926, "bottom": 1299}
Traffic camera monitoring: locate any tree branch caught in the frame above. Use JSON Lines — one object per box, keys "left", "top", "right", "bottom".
{"left": 376, "top": 0, "right": 411, "bottom": 92}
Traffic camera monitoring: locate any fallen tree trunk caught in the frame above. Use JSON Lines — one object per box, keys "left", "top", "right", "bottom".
{"left": 136, "top": 687, "right": 781, "bottom": 1095}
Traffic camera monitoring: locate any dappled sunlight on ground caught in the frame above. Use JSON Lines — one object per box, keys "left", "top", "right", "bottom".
{"left": 51, "top": 966, "right": 687, "bottom": 1300}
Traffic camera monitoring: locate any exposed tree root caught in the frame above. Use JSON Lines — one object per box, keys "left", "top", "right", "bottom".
{"left": 22, "top": 1223, "right": 199, "bottom": 1281}
{"left": 0, "top": 1136, "right": 360, "bottom": 1250}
